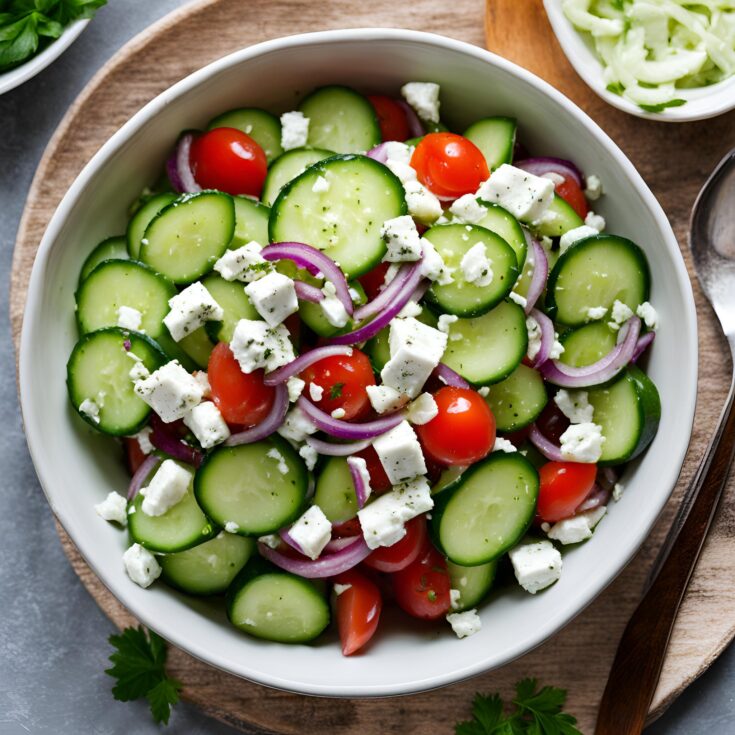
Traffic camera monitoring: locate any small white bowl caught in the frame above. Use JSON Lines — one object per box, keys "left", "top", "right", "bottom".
{"left": 544, "top": 0, "right": 735, "bottom": 122}
{"left": 19, "top": 28, "right": 697, "bottom": 697}
{"left": 0, "top": 19, "right": 89, "bottom": 97}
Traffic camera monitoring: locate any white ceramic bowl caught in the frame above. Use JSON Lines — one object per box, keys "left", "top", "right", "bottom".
{"left": 19, "top": 28, "right": 697, "bottom": 697}
{"left": 0, "top": 19, "right": 89, "bottom": 96}
{"left": 544, "top": 0, "right": 735, "bottom": 122}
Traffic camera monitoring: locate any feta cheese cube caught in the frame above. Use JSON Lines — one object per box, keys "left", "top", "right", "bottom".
{"left": 183, "top": 401, "right": 230, "bottom": 449}
{"left": 366, "top": 384, "right": 407, "bottom": 414}
{"left": 230, "top": 319, "right": 295, "bottom": 373}
{"left": 546, "top": 506, "right": 606, "bottom": 545}
{"left": 408, "top": 393, "right": 438, "bottom": 425}
{"left": 140, "top": 459, "right": 192, "bottom": 516}
{"left": 381, "top": 215, "right": 422, "bottom": 262}
{"left": 636, "top": 301, "right": 659, "bottom": 330}
{"left": 299, "top": 443, "right": 318, "bottom": 471}
{"left": 560, "top": 422, "right": 605, "bottom": 463}
{"left": 559, "top": 225, "right": 599, "bottom": 254}
{"left": 94, "top": 491, "right": 128, "bottom": 525}
{"left": 420, "top": 237, "right": 454, "bottom": 285}
{"left": 509, "top": 291, "right": 527, "bottom": 308}
{"left": 134, "top": 360, "right": 203, "bottom": 423}
{"left": 373, "top": 420, "right": 427, "bottom": 484}
{"left": 585, "top": 211, "right": 606, "bottom": 231}
{"left": 554, "top": 389, "right": 594, "bottom": 424}
{"left": 449, "top": 195, "right": 487, "bottom": 224}
{"left": 79, "top": 397, "right": 100, "bottom": 423}
{"left": 123, "top": 543, "right": 161, "bottom": 588}
{"left": 584, "top": 174, "right": 603, "bottom": 201}
{"left": 244, "top": 271, "right": 298, "bottom": 327}
{"left": 319, "top": 281, "right": 349, "bottom": 328}
{"left": 586, "top": 305, "right": 608, "bottom": 320}
{"left": 312, "top": 175, "right": 330, "bottom": 193}
{"left": 347, "top": 456, "right": 372, "bottom": 503}
{"left": 401, "top": 82, "right": 441, "bottom": 123}
{"left": 608, "top": 299, "right": 634, "bottom": 330}
{"left": 446, "top": 609, "right": 482, "bottom": 639}
{"left": 288, "top": 505, "right": 332, "bottom": 560}
{"left": 287, "top": 376, "right": 305, "bottom": 402}
{"left": 163, "top": 282, "right": 224, "bottom": 342}
{"left": 493, "top": 437, "right": 517, "bottom": 453}
{"left": 460, "top": 242, "right": 494, "bottom": 287}
{"left": 214, "top": 241, "right": 273, "bottom": 283}
{"left": 476, "top": 164, "right": 555, "bottom": 224}
{"left": 403, "top": 179, "right": 443, "bottom": 224}
{"left": 280, "top": 111, "right": 309, "bottom": 151}
{"left": 509, "top": 540, "right": 562, "bottom": 594}
{"left": 526, "top": 316, "right": 542, "bottom": 361}
{"left": 132, "top": 426, "right": 154, "bottom": 455}
{"left": 277, "top": 406, "right": 317, "bottom": 443}
{"left": 117, "top": 305, "right": 143, "bottom": 331}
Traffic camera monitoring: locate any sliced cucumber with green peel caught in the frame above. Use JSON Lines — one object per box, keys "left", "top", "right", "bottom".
{"left": 208, "top": 108, "right": 283, "bottom": 162}
{"left": 475, "top": 204, "right": 527, "bottom": 268}
{"left": 560, "top": 322, "right": 618, "bottom": 367}
{"left": 447, "top": 560, "right": 497, "bottom": 611}
{"left": 261, "top": 147, "right": 334, "bottom": 207}
{"left": 432, "top": 465, "right": 466, "bottom": 496}
{"left": 587, "top": 366, "right": 661, "bottom": 465}
{"left": 76, "top": 259, "right": 176, "bottom": 338}
{"left": 423, "top": 224, "right": 518, "bottom": 317}
{"left": 269, "top": 154, "right": 406, "bottom": 278}
{"left": 531, "top": 194, "right": 583, "bottom": 238}
{"left": 126, "top": 192, "right": 177, "bottom": 259}
{"left": 195, "top": 439, "right": 308, "bottom": 535}
{"left": 441, "top": 299, "right": 528, "bottom": 385}
{"left": 201, "top": 273, "right": 259, "bottom": 343}
{"left": 367, "top": 307, "right": 437, "bottom": 371}
{"left": 79, "top": 237, "right": 128, "bottom": 283}
{"left": 431, "top": 453, "right": 539, "bottom": 565}
{"left": 313, "top": 457, "right": 359, "bottom": 523}
{"left": 140, "top": 192, "right": 235, "bottom": 284}
{"left": 463, "top": 117, "right": 516, "bottom": 170}
{"left": 232, "top": 196, "right": 270, "bottom": 248}
{"left": 483, "top": 364, "right": 548, "bottom": 432}
{"left": 160, "top": 532, "right": 255, "bottom": 595}
{"left": 299, "top": 85, "right": 380, "bottom": 153}
{"left": 299, "top": 280, "right": 366, "bottom": 338}
{"left": 547, "top": 235, "right": 651, "bottom": 326}
{"left": 227, "top": 558, "right": 330, "bottom": 643}
{"left": 178, "top": 327, "right": 214, "bottom": 369}
{"left": 67, "top": 328, "right": 166, "bottom": 435}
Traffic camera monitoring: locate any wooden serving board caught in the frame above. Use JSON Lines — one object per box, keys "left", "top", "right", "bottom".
{"left": 10, "top": 0, "right": 735, "bottom": 731}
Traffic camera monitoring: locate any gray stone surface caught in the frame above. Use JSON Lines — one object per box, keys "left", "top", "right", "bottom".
{"left": 0, "top": 1, "right": 733, "bottom": 732}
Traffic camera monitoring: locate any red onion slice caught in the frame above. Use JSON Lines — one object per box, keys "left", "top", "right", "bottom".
{"left": 150, "top": 414, "right": 203, "bottom": 467}
{"left": 540, "top": 316, "right": 641, "bottom": 388}
{"left": 529, "top": 309, "right": 555, "bottom": 368}
{"left": 529, "top": 424, "right": 567, "bottom": 462}
{"left": 347, "top": 456, "right": 370, "bottom": 509}
{"left": 261, "top": 242, "right": 353, "bottom": 316}
{"left": 305, "top": 436, "right": 372, "bottom": 456}
{"left": 166, "top": 132, "right": 201, "bottom": 194}
{"left": 515, "top": 157, "right": 584, "bottom": 188}
{"left": 127, "top": 455, "right": 161, "bottom": 501}
{"left": 523, "top": 235, "right": 549, "bottom": 314}
{"left": 225, "top": 383, "right": 288, "bottom": 445}
{"left": 395, "top": 99, "right": 424, "bottom": 139}
{"left": 597, "top": 466, "right": 618, "bottom": 491}
{"left": 297, "top": 396, "right": 404, "bottom": 440}
{"left": 575, "top": 484, "right": 611, "bottom": 513}
{"left": 264, "top": 345, "right": 353, "bottom": 386}
{"left": 432, "top": 363, "right": 470, "bottom": 389}
{"left": 294, "top": 280, "right": 324, "bottom": 304}
{"left": 632, "top": 331, "right": 655, "bottom": 363}
{"left": 258, "top": 536, "right": 372, "bottom": 578}
{"left": 279, "top": 528, "right": 304, "bottom": 555}
{"left": 366, "top": 142, "right": 391, "bottom": 163}
{"left": 324, "top": 535, "right": 360, "bottom": 553}
{"left": 354, "top": 262, "right": 417, "bottom": 322}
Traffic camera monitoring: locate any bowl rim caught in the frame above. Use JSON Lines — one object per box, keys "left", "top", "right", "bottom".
{"left": 18, "top": 27, "right": 698, "bottom": 697}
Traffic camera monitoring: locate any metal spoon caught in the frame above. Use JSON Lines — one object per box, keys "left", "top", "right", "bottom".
{"left": 595, "top": 149, "right": 735, "bottom": 735}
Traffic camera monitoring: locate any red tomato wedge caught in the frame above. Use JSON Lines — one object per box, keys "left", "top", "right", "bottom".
{"left": 363, "top": 516, "right": 427, "bottom": 573}
{"left": 367, "top": 95, "right": 411, "bottom": 142}
{"left": 555, "top": 175, "right": 589, "bottom": 220}
{"left": 393, "top": 542, "right": 451, "bottom": 620}
{"left": 537, "top": 462, "right": 597, "bottom": 523}
{"left": 334, "top": 569, "right": 382, "bottom": 656}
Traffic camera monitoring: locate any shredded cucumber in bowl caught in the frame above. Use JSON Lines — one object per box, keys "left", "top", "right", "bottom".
{"left": 562, "top": 0, "right": 735, "bottom": 112}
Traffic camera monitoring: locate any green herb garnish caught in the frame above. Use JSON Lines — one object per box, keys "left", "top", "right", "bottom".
{"left": 330, "top": 382, "right": 345, "bottom": 399}
{"left": 638, "top": 98, "right": 687, "bottom": 113}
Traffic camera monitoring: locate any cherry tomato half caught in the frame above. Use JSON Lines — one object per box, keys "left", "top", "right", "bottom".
{"left": 189, "top": 127, "right": 267, "bottom": 198}
{"left": 208, "top": 342, "right": 275, "bottom": 427}
{"left": 363, "top": 516, "right": 427, "bottom": 573}
{"left": 393, "top": 542, "right": 451, "bottom": 620}
{"left": 555, "top": 175, "right": 589, "bottom": 220}
{"left": 334, "top": 569, "right": 382, "bottom": 656}
{"left": 537, "top": 462, "right": 597, "bottom": 523}
{"left": 300, "top": 349, "right": 375, "bottom": 421}
{"left": 410, "top": 132, "right": 489, "bottom": 198}
{"left": 124, "top": 437, "right": 147, "bottom": 475}
{"left": 367, "top": 95, "right": 410, "bottom": 142}
{"left": 358, "top": 262, "right": 390, "bottom": 301}
{"left": 416, "top": 386, "right": 496, "bottom": 466}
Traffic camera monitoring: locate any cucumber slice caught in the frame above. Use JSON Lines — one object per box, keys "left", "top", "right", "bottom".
{"left": 140, "top": 192, "right": 235, "bottom": 284}
{"left": 424, "top": 224, "right": 518, "bottom": 317}
{"left": 367, "top": 307, "right": 437, "bottom": 371}
{"left": 79, "top": 237, "right": 128, "bottom": 283}
{"left": 269, "top": 154, "right": 406, "bottom": 278}
{"left": 559, "top": 322, "right": 618, "bottom": 367}
{"left": 178, "top": 327, "right": 214, "bottom": 369}
{"left": 313, "top": 457, "right": 359, "bottom": 523}
{"left": 208, "top": 108, "right": 283, "bottom": 162}
{"left": 195, "top": 439, "right": 308, "bottom": 535}
{"left": 75, "top": 260, "right": 176, "bottom": 339}
{"left": 232, "top": 196, "right": 270, "bottom": 248}
{"left": 227, "top": 558, "right": 330, "bottom": 643}
{"left": 475, "top": 204, "right": 527, "bottom": 268}
{"left": 299, "top": 85, "right": 380, "bottom": 153}
{"left": 129, "top": 474, "right": 217, "bottom": 553}
{"left": 441, "top": 299, "right": 528, "bottom": 386}
{"left": 587, "top": 366, "right": 661, "bottom": 465}
{"left": 447, "top": 560, "right": 497, "bottom": 611}
{"left": 126, "top": 192, "right": 177, "bottom": 259}
{"left": 463, "top": 117, "right": 516, "bottom": 170}
{"left": 483, "top": 364, "right": 548, "bottom": 432}
{"left": 261, "top": 147, "right": 334, "bottom": 207}
{"left": 67, "top": 328, "right": 166, "bottom": 435}
{"left": 299, "top": 281, "right": 366, "bottom": 338}
{"left": 547, "top": 235, "right": 651, "bottom": 327}
{"left": 532, "top": 194, "right": 583, "bottom": 238}
{"left": 432, "top": 465, "right": 466, "bottom": 495}
{"left": 201, "top": 273, "right": 259, "bottom": 343}
{"left": 160, "top": 532, "right": 255, "bottom": 595}
{"left": 432, "top": 453, "right": 539, "bottom": 565}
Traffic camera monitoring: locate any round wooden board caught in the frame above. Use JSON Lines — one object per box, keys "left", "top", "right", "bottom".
{"left": 10, "top": 0, "right": 735, "bottom": 731}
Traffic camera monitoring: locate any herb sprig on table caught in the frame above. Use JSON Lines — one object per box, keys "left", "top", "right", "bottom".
{"left": 0, "top": 0, "right": 107, "bottom": 73}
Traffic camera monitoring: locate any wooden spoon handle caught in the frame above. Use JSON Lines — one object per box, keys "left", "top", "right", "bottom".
{"left": 595, "top": 374, "right": 735, "bottom": 734}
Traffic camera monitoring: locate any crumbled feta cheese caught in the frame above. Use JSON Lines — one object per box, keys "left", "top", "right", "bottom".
{"left": 636, "top": 301, "right": 659, "bottom": 330}
{"left": 550, "top": 334, "right": 565, "bottom": 359}
{"left": 584, "top": 174, "right": 603, "bottom": 201}
{"left": 128, "top": 361, "right": 150, "bottom": 382}
{"left": 586, "top": 305, "right": 608, "bottom": 320}
{"left": 509, "top": 540, "right": 562, "bottom": 594}
{"left": 613, "top": 482, "right": 625, "bottom": 502}
{"left": 547, "top": 506, "right": 607, "bottom": 545}
{"left": 493, "top": 437, "right": 517, "bottom": 453}
{"left": 163, "top": 282, "right": 224, "bottom": 342}
{"left": 134, "top": 360, "right": 203, "bottom": 423}
{"left": 446, "top": 609, "right": 481, "bottom": 638}
{"left": 214, "top": 241, "right": 273, "bottom": 282}
{"left": 478, "top": 386, "right": 490, "bottom": 397}
{"left": 449, "top": 194, "right": 487, "bottom": 224}
{"left": 308, "top": 382, "right": 324, "bottom": 402}
{"left": 244, "top": 271, "right": 298, "bottom": 327}
{"left": 398, "top": 300, "right": 423, "bottom": 318}
{"left": 401, "top": 81, "right": 440, "bottom": 123}
{"left": 420, "top": 237, "right": 454, "bottom": 285}
{"left": 408, "top": 393, "right": 439, "bottom": 425}
{"left": 140, "top": 459, "right": 192, "bottom": 517}
{"left": 559, "top": 225, "right": 599, "bottom": 254}
{"left": 266, "top": 447, "right": 290, "bottom": 475}
{"left": 554, "top": 389, "right": 594, "bottom": 423}
{"left": 366, "top": 384, "right": 407, "bottom": 414}
{"left": 280, "top": 111, "right": 309, "bottom": 150}
{"left": 183, "top": 401, "right": 230, "bottom": 449}
{"left": 299, "top": 443, "right": 318, "bottom": 471}
{"left": 79, "top": 398, "right": 100, "bottom": 423}
{"left": 331, "top": 407, "right": 346, "bottom": 419}
{"left": 312, "top": 175, "right": 330, "bottom": 193}
{"left": 460, "top": 242, "right": 494, "bottom": 287}
{"left": 230, "top": 319, "right": 295, "bottom": 373}
{"left": 381, "top": 215, "right": 422, "bottom": 262}
{"left": 123, "top": 544, "right": 161, "bottom": 588}
{"left": 403, "top": 179, "right": 443, "bottom": 224}
{"left": 608, "top": 299, "right": 634, "bottom": 330}
{"left": 278, "top": 406, "right": 317, "bottom": 443}
{"left": 509, "top": 291, "right": 527, "bottom": 309}
{"left": 95, "top": 491, "right": 128, "bottom": 525}
{"left": 542, "top": 171, "right": 565, "bottom": 186}
{"left": 225, "top": 521, "right": 240, "bottom": 534}
{"left": 132, "top": 426, "right": 154, "bottom": 455}
{"left": 560, "top": 422, "right": 605, "bottom": 463}
{"left": 348, "top": 456, "right": 372, "bottom": 503}
{"left": 384, "top": 141, "right": 413, "bottom": 164}
{"left": 476, "top": 164, "right": 555, "bottom": 224}
{"left": 373, "top": 420, "right": 427, "bottom": 484}
{"left": 320, "top": 281, "right": 349, "bottom": 328}
{"left": 287, "top": 376, "right": 305, "bottom": 403}
{"left": 585, "top": 210, "right": 606, "bottom": 231}
{"left": 288, "top": 505, "right": 332, "bottom": 560}
{"left": 193, "top": 371, "right": 211, "bottom": 398}
{"left": 526, "top": 316, "right": 542, "bottom": 361}
{"left": 258, "top": 533, "right": 280, "bottom": 549}
{"left": 437, "top": 314, "right": 459, "bottom": 339}
{"left": 117, "top": 305, "right": 143, "bottom": 331}
{"left": 385, "top": 159, "right": 417, "bottom": 184}
{"left": 333, "top": 583, "right": 352, "bottom": 596}
{"left": 449, "top": 588, "right": 462, "bottom": 610}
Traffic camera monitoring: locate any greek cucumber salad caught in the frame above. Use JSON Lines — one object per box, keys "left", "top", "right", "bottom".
{"left": 68, "top": 81, "right": 661, "bottom": 653}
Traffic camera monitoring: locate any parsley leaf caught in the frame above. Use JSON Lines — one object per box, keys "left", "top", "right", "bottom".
{"left": 605, "top": 81, "right": 625, "bottom": 96}
{"left": 106, "top": 626, "right": 182, "bottom": 726}
{"left": 330, "top": 382, "right": 345, "bottom": 399}
{"left": 638, "top": 99, "right": 687, "bottom": 113}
